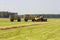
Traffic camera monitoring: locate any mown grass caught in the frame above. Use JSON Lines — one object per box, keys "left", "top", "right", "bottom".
{"left": 0, "top": 18, "right": 60, "bottom": 40}
{"left": 0, "top": 18, "right": 35, "bottom": 27}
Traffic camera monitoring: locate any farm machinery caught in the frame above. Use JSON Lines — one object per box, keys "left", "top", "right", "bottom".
{"left": 10, "top": 14, "right": 47, "bottom": 22}
{"left": 10, "top": 15, "right": 21, "bottom": 22}
{"left": 24, "top": 14, "right": 47, "bottom": 22}
{"left": 32, "top": 16, "right": 47, "bottom": 22}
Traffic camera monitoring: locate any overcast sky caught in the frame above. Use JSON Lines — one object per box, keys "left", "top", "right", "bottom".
{"left": 0, "top": 0, "right": 60, "bottom": 15}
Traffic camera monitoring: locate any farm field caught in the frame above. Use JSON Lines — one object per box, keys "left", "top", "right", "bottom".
{"left": 0, "top": 18, "right": 35, "bottom": 27}
{"left": 0, "top": 18, "right": 60, "bottom": 40}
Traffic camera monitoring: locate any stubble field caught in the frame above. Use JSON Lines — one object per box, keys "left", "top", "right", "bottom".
{"left": 0, "top": 18, "right": 60, "bottom": 40}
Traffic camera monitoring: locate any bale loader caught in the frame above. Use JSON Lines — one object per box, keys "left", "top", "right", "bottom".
{"left": 32, "top": 16, "right": 47, "bottom": 22}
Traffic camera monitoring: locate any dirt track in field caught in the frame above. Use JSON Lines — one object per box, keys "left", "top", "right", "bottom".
{"left": 0, "top": 22, "right": 47, "bottom": 30}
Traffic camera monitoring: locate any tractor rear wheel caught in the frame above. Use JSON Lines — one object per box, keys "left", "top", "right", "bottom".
{"left": 10, "top": 19, "right": 14, "bottom": 22}
{"left": 17, "top": 19, "right": 21, "bottom": 22}
{"left": 24, "top": 19, "right": 28, "bottom": 22}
